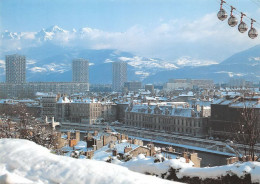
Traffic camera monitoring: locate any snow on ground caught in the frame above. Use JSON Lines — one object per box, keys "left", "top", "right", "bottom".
{"left": 0, "top": 139, "right": 182, "bottom": 184}
{"left": 177, "top": 161, "right": 260, "bottom": 183}
{"left": 113, "top": 154, "right": 193, "bottom": 177}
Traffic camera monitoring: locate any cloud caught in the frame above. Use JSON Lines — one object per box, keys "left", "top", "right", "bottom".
{"left": 176, "top": 56, "right": 218, "bottom": 66}
{"left": 45, "top": 63, "right": 70, "bottom": 73}
{"left": 30, "top": 67, "right": 47, "bottom": 73}
{"left": 1, "top": 13, "right": 260, "bottom": 64}
{"left": 0, "top": 60, "right": 5, "bottom": 69}
{"left": 215, "top": 71, "right": 246, "bottom": 77}
{"left": 21, "top": 32, "right": 36, "bottom": 39}
{"left": 29, "top": 63, "right": 71, "bottom": 73}
{"left": 27, "top": 60, "right": 37, "bottom": 65}
{"left": 135, "top": 71, "right": 150, "bottom": 80}
{"left": 67, "top": 13, "right": 259, "bottom": 63}
{"left": 119, "top": 56, "right": 178, "bottom": 69}
{"left": 250, "top": 57, "right": 260, "bottom": 61}
{"left": 104, "top": 59, "right": 114, "bottom": 63}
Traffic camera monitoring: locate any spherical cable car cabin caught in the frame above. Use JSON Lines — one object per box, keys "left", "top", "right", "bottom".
{"left": 217, "top": 0, "right": 228, "bottom": 21}
{"left": 248, "top": 19, "right": 258, "bottom": 39}
{"left": 228, "top": 6, "right": 238, "bottom": 27}
{"left": 238, "top": 13, "right": 248, "bottom": 33}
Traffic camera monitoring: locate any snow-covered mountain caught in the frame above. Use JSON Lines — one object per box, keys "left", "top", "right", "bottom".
{"left": 144, "top": 45, "right": 260, "bottom": 83}
{"left": 0, "top": 25, "right": 259, "bottom": 84}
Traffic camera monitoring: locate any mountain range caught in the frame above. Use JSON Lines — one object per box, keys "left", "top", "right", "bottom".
{"left": 0, "top": 25, "right": 259, "bottom": 84}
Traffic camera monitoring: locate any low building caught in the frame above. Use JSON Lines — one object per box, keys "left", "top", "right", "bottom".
{"left": 0, "top": 82, "right": 89, "bottom": 98}
{"left": 124, "top": 81, "right": 142, "bottom": 92}
{"left": 164, "top": 79, "right": 214, "bottom": 91}
{"left": 145, "top": 84, "right": 154, "bottom": 94}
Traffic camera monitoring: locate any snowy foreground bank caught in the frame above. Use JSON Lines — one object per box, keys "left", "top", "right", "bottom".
{"left": 0, "top": 139, "right": 180, "bottom": 184}
{"left": 1, "top": 139, "right": 260, "bottom": 184}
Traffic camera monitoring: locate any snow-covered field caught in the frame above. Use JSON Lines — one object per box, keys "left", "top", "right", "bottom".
{"left": 0, "top": 139, "right": 181, "bottom": 184}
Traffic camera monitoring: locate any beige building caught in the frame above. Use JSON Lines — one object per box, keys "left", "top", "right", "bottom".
{"left": 125, "top": 103, "right": 209, "bottom": 137}
{"left": 55, "top": 97, "right": 116, "bottom": 125}
{"left": 70, "top": 100, "right": 102, "bottom": 124}
{"left": 164, "top": 79, "right": 214, "bottom": 91}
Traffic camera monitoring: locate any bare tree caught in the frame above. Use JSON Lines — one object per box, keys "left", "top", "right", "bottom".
{"left": 0, "top": 104, "right": 59, "bottom": 150}
{"left": 236, "top": 102, "right": 259, "bottom": 161}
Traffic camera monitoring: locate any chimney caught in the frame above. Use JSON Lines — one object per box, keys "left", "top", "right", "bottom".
{"left": 124, "top": 145, "right": 132, "bottom": 153}
{"left": 75, "top": 131, "right": 80, "bottom": 143}
{"left": 94, "top": 130, "right": 98, "bottom": 136}
{"left": 45, "top": 116, "right": 48, "bottom": 124}
{"left": 168, "top": 147, "right": 174, "bottom": 152}
{"left": 182, "top": 152, "right": 189, "bottom": 163}
{"left": 112, "top": 149, "right": 117, "bottom": 156}
{"left": 190, "top": 153, "right": 202, "bottom": 168}
{"left": 109, "top": 141, "right": 114, "bottom": 149}
{"left": 67, "top": 132, "right": 71, "bottom": 140}
{"left": 93, "top": 145, "right": 97, "bottom": 151}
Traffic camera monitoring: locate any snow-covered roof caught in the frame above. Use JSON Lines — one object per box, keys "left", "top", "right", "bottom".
{"left": 179, "top": 91, "right": 194, "bottom": 97}
{"left": 93, "top": 141, "right": 140, "bottom": 161}
{"left": 128, "top": 105, "right": 196, "bottom": 117}
{"left": 0, "top": 99, "right": 39, "bottom": 106}
{"left": 72, "top": 98, "right": 99, "bottom": 104}
{"left": 229, "top": 101, "right": 260, "bottom": 108}
{"left": 213, "top": 97, "right": 260, "bottom": 108}
{"left": 57, "top": 97, "right": 72, "bottom": 103}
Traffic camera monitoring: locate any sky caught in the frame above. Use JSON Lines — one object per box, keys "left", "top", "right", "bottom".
{"left": 1, "top": 0, "right": 217, "bottom": 32}
{"left": 1, "top": 0, "right": 260, "bottom": 63}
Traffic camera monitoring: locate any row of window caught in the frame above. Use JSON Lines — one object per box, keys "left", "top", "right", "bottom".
{"left": 126, "top": 121, "right": 200, "bottom": 134}
{"left": 126, "top": 113, "right": 202, "bottom": 127}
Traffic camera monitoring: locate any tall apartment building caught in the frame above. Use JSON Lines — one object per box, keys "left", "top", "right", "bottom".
{"left": 5, "top": 54, "right": 26, "bottom": 84}
{"left": 112, "top": 61, "right": 127, "bottom": 92}
{"left": 72, "top": 59, "right": 89, "bottom": 83}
